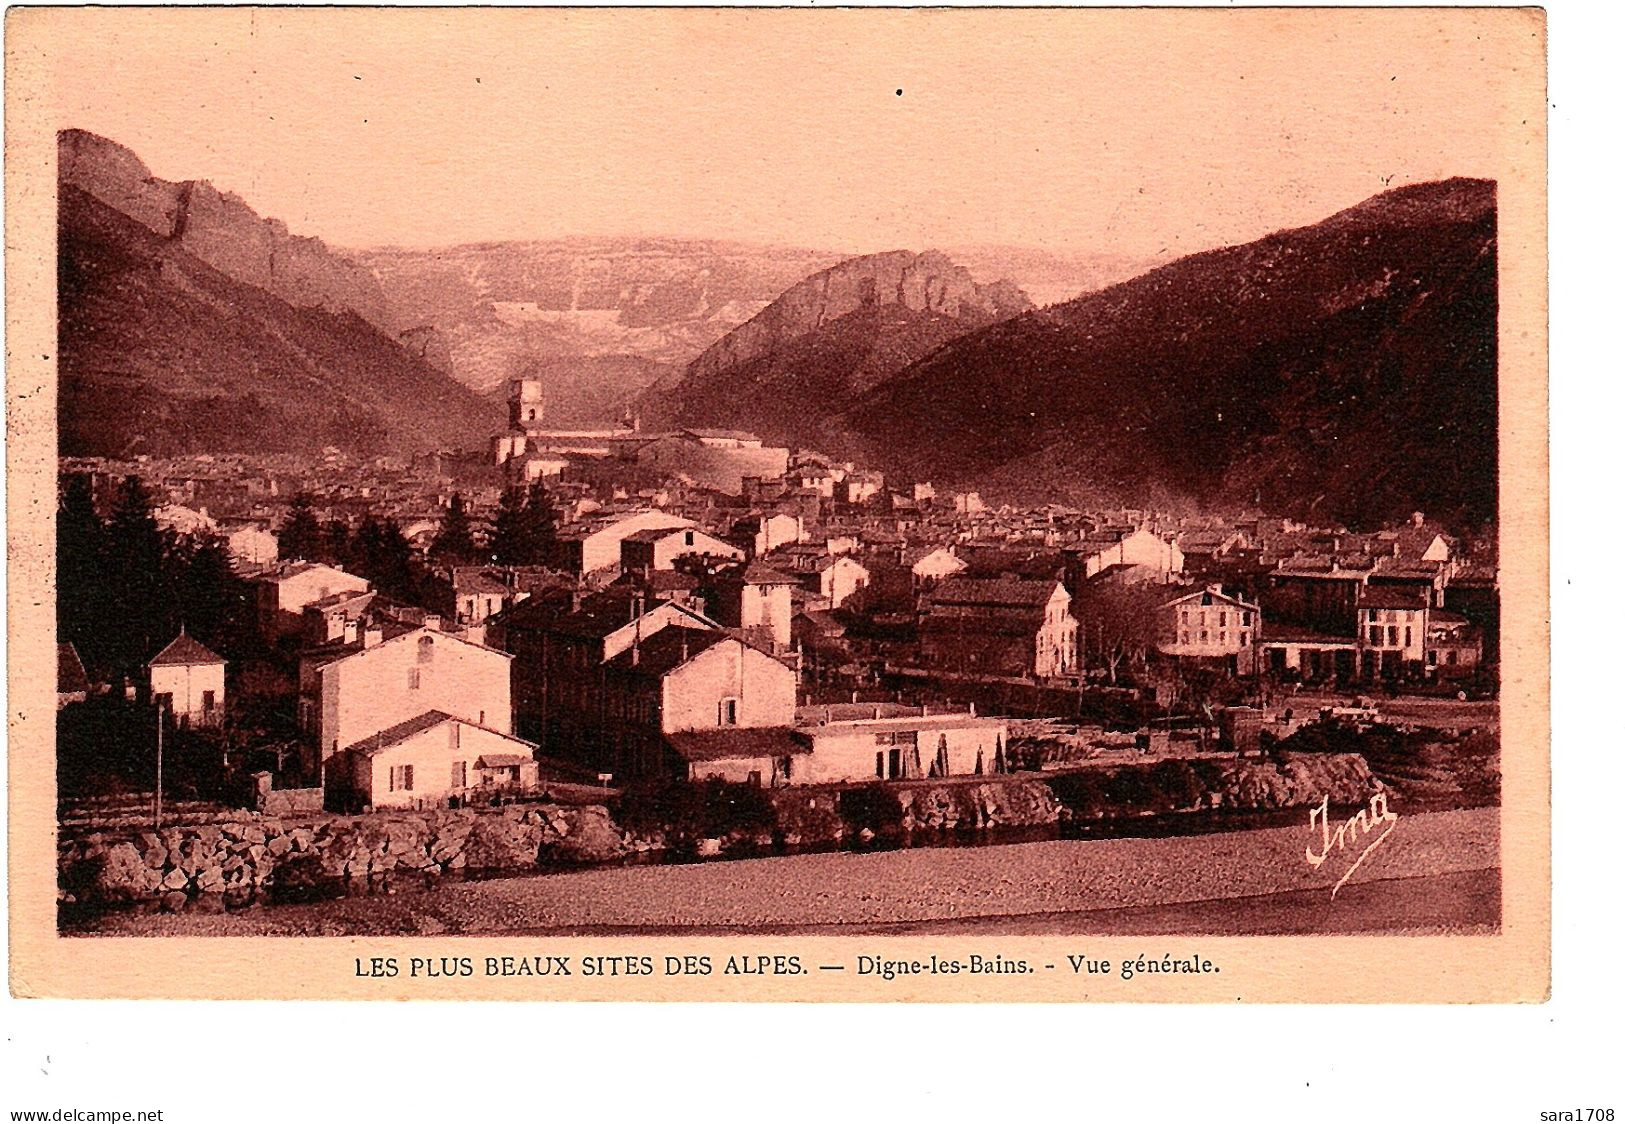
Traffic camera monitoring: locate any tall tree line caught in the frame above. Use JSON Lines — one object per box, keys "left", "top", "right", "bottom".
{"left": 278, "top": 492, "right": 424, "bottom": 604}
{"left": 57, "top": 474, "right": 254, "bottom": 682}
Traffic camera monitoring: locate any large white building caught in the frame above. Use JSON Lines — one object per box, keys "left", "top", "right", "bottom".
{"left": 338, "top": 710, "right": 540, "bottom": 811}
{"left": 299, "top": 622, "right": 514, "bottom": 763}
{"left": 555, "top": 510, "right": 696, "bottom": 576}
{"left": 1158, "top": 585, "right": 1260, "bottom": 674}
{"left": 257, "top": 561, "right": 372, "bottom": 640}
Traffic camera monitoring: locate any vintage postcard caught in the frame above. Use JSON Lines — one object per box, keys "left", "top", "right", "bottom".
{"left": 7, "top": 6, "right": 1548, "bottom": 1001}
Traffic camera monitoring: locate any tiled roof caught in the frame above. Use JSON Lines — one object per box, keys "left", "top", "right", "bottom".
{"left": 1159, "top": 586, "right": 1258, "bottom": 611}
{"left": 666, "top": 727, "right": 808, "bottom": 763}
{"left": 58, "top": 643, "right": 90, "bottom": 695}
{"left": 605, "top": 626, "right": 729, "bottom": 677}
{"left": 148, "top": 632, "right": 225, "bottom": 667}
{"left": 476, "top": 753, "right": 532, "bottom": 768}
{"left": 548, "top": 590, "right": 714, "bottom": 640}
{"left": 682, "top": 428, "right": 762, "bottom": 442}
{"left": 620, "top": 527, "right": 687, "bottom": 544}
{"left": 928, "top": 576, "right": 1063, "bottom": 608}
{"left": 345, "top": 710, "right": 454, "bottom": 756}
{"left": 738, "top": 561, "right": 798, "bottom": 585}
{"left": 1355, "top": 588, "right": 1429, "bottom": 610}
{"left": 1260, "top": 624, "right": 1356, "bottom": 645}
{"left": 452, "top": 568, "right": 512, "bottom": 595}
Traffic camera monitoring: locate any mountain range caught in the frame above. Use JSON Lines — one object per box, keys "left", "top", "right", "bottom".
{"left": 55, "top": 130, "right": 1496, "bottom": 528}
{"left": 347, "top": 239, "right": 1138, "bottom": 425}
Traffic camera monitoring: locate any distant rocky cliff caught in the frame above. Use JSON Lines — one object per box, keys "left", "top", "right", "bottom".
{"left": 60, "top": 129, "right": 396, "bottom": 336}
{"left": 650, "top": 250, "right": 1032, "bottom": 448}
{"left": 686, "top": 249, "right": 1029, "bottom": 383}
{"left": 57, "top": 129, "right": 501, "bottom": 457}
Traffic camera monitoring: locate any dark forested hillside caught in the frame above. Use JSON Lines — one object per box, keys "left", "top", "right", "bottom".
{"left": 843, "top": 179, "right": 1498, "bottom": 529}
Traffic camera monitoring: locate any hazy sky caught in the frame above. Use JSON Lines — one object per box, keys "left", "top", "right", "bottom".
{"left": 37, "top": 7, "right": 1538, "bottom": 258}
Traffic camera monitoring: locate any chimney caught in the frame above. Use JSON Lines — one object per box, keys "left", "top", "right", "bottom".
{"left": 970, "top": 701, "right": 977, "bottom": 717}
{"left": 363, "top": 626, "right": 383, "bottom": 649}
{"left": 423, "top": 614, "right": 441, "bottom": 632}
{"left": 343, "top": 618, "right": 359, "bottom": 645}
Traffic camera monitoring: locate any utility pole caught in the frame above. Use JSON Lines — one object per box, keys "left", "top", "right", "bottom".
{"left": 153, "top": 697, "right": 166, "bottom": 830}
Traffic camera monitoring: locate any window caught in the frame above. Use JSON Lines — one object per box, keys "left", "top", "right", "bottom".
{"left": 1200, "top": 630, "right": 1209, "bottom": 642}
{"left": 1387, "top": 626, "right": 1399, "bottom": 647}
{"left": 408, "top": 668, "right": 421, "bottom": 690}
{"left": 1404, "top": 627, "right": 1413, "bottom": 648}
{"left": 1368, "top": 609, "right": 1378, "bottom": 622}
{"left": 1180, "top": 610, "right": 1189, "bottom": 626}
{"left": 1447, "top": 650, "right": 1458, "bottom": 666}
{"left": 1369, "top": 627, "right": 1382, "bottom": 646}
{"left": 1219, "top": 631, "right": 1228, "bottom": 645}
{"left": 389, "top": 764, "right": 414, "bottom": 792}
{"left": 1243, "top": 611, "right": 1253, "bottom": 627}
{"left": 1181, "top": 631, "right": 1190, "bottom": 645}
{"left": 719, "top": 697, "right": 739, "bottom": 726}
{"left": 418, "top": 636, "right": 435, "bottom": 664}
{"left": 1427, "top": 651, "right": 1438, "bottom": 666}
{"left": 1240, "top": 632, "right": 1249, "bottom": 646}
{"left": 684, "top": 530, "right": 695, "bottom": 547}
{"left": 202, "top": 690, "right": 216, "bottom": 712}
{"left": 876, "top": 751, "right": 886, "bottom": 779}
{"left": 1219, "top": 612, "right": 1227, "bottom": 627}
{"left": 452, "top": 760, "right": 467, "bottom": 788}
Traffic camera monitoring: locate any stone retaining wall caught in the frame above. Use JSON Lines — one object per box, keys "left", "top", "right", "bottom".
{"left": 59, "top": 803, "right": 630, "bottom": 909}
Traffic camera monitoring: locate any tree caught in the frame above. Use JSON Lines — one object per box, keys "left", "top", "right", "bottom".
{"left": 525, "top": 482, "right": 558, "bottom": 556}
{"left": 277, "top": 493, "right": 322, "bottom": 562}
{"left": 57, "top": 474, "right": 107, "bottom": 659}
{"left": 102, "top": 475, "right": 169, "bottom": 675}
{"left": 1073, "top": 581, "right": 1164, "bottom": 684}
{"left": 490, "top": 482, "right": 560, "bottom": 565}
{"left": 350, "top": 514, "right": 415, "bottom": 601}
{"left": 320, "top": 519, "right": 353, "bottom": 568}
{"left": 169, "top": 533, "right": 253, "bottom": 660}
{"left": 429, "top": 492, "right": 476, "bottom": 563}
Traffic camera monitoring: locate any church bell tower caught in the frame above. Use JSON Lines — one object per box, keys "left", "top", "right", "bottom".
{"left": 509, "top": 378, "right": 545, "bottom": 432}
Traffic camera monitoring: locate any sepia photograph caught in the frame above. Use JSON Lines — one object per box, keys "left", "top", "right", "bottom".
{"left": 7, "top": 6, "right": 1548, "bottom": 1002}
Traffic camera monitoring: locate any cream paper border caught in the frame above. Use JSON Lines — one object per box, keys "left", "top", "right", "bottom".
{"left": 5, "top": 6, "right": 1549, "bottom": 1002}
